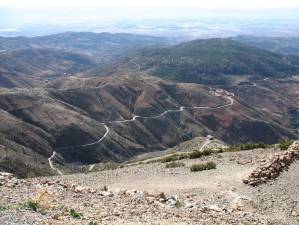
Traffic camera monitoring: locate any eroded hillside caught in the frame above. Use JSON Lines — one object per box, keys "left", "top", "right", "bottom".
{"left": 0, "top": 75, "right": 297, "bottom": 177}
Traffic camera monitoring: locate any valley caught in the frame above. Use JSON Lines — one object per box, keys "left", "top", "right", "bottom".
{"left": 1, "top": 73, "right": 298, "bottom": 177}
{"left": 0, "top": 15, "right": 298, "bottom": 225}
{"left": 1, "top": 1, "right": 299, "bottom": 224}
{"left": 48, "top": 86, "right": 234, "bottom": 175}
{"left": 0, "top": 32, "right": 299, "bottom": 178}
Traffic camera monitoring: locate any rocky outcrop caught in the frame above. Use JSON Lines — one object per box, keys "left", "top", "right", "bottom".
{"left": 243, "top": 141, "right": 299, "bottom": 186}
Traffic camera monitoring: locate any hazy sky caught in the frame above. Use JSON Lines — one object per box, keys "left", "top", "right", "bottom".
{"left": 0, "top": 0, "right": 298, "bottom": 30}
{"left": 0, "top": 0, "right": 298, "bottom": 10}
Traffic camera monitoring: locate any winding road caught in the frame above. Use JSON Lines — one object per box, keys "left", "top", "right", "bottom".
{"left": 48, "top": 60, "right": 235, "bottom": 175}
{"left": 48, "top": 151, "right": 63, "bottom": 175}
{"left": 48, "top": 93, "right": 234, "bottom": 175}
{"left": 199, "top": 137, "right": 212, "bottom": 151}
{"left": 80, "top": 124, "right": 110, "bottom": 147}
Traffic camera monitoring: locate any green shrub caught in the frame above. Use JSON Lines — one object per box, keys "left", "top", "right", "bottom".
{"left": 0, "top": 206, "right": 7, "bottom": 211}
{"left": 190, "top": 161, "right": 216, "bottom": 172}
{"left": 201, "top": 149, "right": 213, "bottom": 156}
{"left": 279, "top": 139, "right": 293, "bottom": 151}
{"left": 89, "top": 222, "right": 98, "bottom": 225}
{"left": 160, "top": 155, "right": 177, "bottom": 163}
{"left": 225, "top": 142, "right": 267, "bottom": 152}
{"left": 190, "top": 164, "right": 206, "bottom": 171}
{"left": 24, "top": 199, "right": 38, "bottom": 211}
{"left": 146, "top": 159, "right": 159, "bottom": 164}
{"left": 165, "top": 161, "right": 185, "bottom": 168}
{"left": 188, "top": 149, "right": 213, "bottom": 159}
{"left": 160, "top": 153, "right": 189, "bottom": 163}
{"left": 206, "top": 161, "right": 217, "bottom": 169}
{"left": 101, "top": 162, "right": 120, "bottom": 171}
{"left": 69, "top": 209, "right": 82, "bottom": 219}
{"left": 239, "top": 142, "right": 266, "bottom": 150}
{"left": 188, "top": 150, "right": 203, "bottom": 159}
{"left": 160, "top": 149, "right": 213, "bottom": 163}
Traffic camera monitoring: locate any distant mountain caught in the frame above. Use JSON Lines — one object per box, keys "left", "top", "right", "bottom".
{"left": 132, "top": 38, "right": 299, "bottom": 84}
{"left": 3, "top": 35, "right": 298, "bottom": 87}
{"left": 0, "top": 48, "right": 97, "bottom": 88}
{"left": 0, "top": 32, "right": 172, "bottom": 65}
{"left": 232, "top": 36, "right": 299, "bottom": 55}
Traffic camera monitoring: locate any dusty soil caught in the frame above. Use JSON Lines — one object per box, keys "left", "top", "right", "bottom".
{"left": 0, "top": 147, "right": 298, "bottom": 225}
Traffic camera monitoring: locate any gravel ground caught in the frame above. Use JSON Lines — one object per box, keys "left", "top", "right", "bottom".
{"left": 253, "top": 160, "right": 299, "bottom": 224}
{"left": 0, "top": 147, "right": 298, "bottom": 225}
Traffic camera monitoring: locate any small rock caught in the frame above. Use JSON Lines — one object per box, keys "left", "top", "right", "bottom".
{"left": 184, "top": 202, "right": 196, "bottom": 209}
{"left": 101, "top": 190, "right": 114, "bottom": 197}
{"left": 166, "top": 198, "right": 177, "bottom": 206}
{"left": 75, "top": 186, "right": 86, "bottom": 193}
{"left": 209, "top": 205, "right": 222, "bottom": 212}
{"left": 230, "top": 196, "right": 256, "bottom": 212}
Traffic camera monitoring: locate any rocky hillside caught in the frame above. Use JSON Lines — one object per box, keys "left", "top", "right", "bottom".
{"left": 226, "top": 77, "right": 299, "bottom": 133}
{"left": 0, "top": 75, "right": 297, "bottom": 177}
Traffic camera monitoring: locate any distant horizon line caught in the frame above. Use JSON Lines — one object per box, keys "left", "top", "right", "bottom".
{"left": 1, "top": 31, "right": 299, "bottom": 39}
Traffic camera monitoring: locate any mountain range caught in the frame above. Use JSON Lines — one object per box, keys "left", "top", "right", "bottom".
{"left": 0, "top": 48, "right": 97, "bottom": 88}
{"left": 233, "top": 36, "right": 299, "bottom": 55}
{"left": 0, "top": 32, "right": 171, "bottom": 65}
{"left": 130, "top": 38, "right": 299, "bottom": 84}
{"left": 0, "top": 32, "right": 298, "bottom": 177}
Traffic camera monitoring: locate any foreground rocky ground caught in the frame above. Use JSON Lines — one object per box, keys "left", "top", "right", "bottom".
{"left": 0, "top": 142, "right": 299, "bottom": 225}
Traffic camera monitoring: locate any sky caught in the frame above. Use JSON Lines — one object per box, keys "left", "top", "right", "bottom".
{"left": 0, "top": 0, "right": 298, "bottom": 36}
{"left": 0, "top": 0, "right": 298, "bottom": 10}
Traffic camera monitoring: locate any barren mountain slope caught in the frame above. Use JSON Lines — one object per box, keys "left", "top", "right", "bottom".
{"left": 0, "top": 75, "right": 297, "bottom": 177}
{"left": 0, "top": 32, "right": 171, "bottom": 67}
{"left": 226, "top": 78, "right": 299, "bottom": 133}
{"left": 0, "top": 48, "right": 97, "bottom": 88}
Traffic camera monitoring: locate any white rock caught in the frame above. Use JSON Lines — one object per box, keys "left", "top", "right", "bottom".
{"left": 101, "top": 190, "right": 114, "bottom": 197}
{"left": 230, "top": 196, "right": 256, "bottom": 212}
{"left": 184, "top": 202, "right": 196, "bottom": 209}
{"left": 209, "top": 205, "right": 222, "bottom": 212}
{"left": 166, "top": 198, "right": 177, "bottom": 207}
